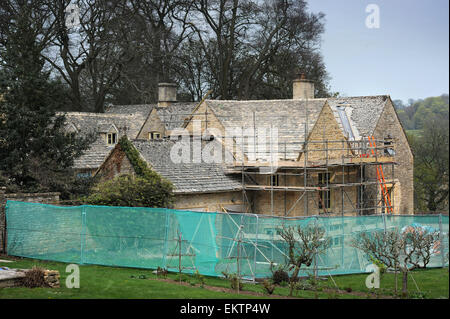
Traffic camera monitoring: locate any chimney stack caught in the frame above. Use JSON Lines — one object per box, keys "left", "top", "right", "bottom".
{"left": 293, "top": 73, "right": 315, "bottom": 99}
{"left": 158, "top": 83, "right": 177, "bottom": 107}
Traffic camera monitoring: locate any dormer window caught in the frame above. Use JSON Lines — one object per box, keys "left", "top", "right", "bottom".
{"left": 149, "top": 131, "right": 162, "bottom": 140}
{"left": 107, "top": 132, "right": 117, "bottom": 145}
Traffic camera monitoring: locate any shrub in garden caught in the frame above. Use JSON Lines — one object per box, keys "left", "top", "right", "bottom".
{"left": 228, "top": 274, "right": 243, "bottom": 291}
{"left": 262, "top": 280, "right": 275, "bottom": 295}
{"left": 272, "top": 268, "right": 290, "bottom": 285}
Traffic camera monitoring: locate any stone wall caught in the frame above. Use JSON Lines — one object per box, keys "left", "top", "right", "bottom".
{"left": 136, "top": 108, "right": 168, "bottom": 139}
{"left": 174, "top": 191, "right": 245, "bottom": 212}
{"left": 299, "top": 102, "right": 349, "bottom": 162}
{"left": 249, "top": 167, "right": 360, "bottom": 216}
{"left": 370, "top": 98, "right": 414, "bottom": 214}
{"left": 96, "top": 144, "right": 135, "bottom": 182}
{"left": 0, "top": 187, "right": 60, "bottom": 253}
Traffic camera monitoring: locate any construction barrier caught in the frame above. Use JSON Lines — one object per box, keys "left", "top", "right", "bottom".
{"left": 5, "top": 200, "right": 449, "bottom": 280}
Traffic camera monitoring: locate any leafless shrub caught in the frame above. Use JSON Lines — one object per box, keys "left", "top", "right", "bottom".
{"left": 278, "top": 223, "right": 330, "bottom": 297}
{"left": 20, "top": 266, "right": 49, "bottom": 288}
{"left": 262, "top": 280, "right": 275, "bottom": 295}
{"left": 352, "top": 226, "right": 441, "bottom": 298}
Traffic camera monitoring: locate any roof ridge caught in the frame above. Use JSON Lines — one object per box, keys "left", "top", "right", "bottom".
{"left": 206, "top": 99, "right": 327, "bottom": 103}
{"left": 60, "top": 111, "right": 139, "bottom": 118}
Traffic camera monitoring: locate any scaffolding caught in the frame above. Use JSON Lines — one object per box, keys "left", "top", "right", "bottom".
{"left": 166, "top": 99, "right": 398, "bottom": 218}
{"left": 153, "top": 98, "right": 404, "bottom": 281}
{"left": 235, "top": 136, "right": 397, "bottom": 217}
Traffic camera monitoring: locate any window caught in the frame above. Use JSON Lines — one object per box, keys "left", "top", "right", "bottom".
{"left": 149, "top": 131, "right": 162, "bottom": 140}
{"left": 76, "top": 172, "right": 92, "bottom": 179}
{"left": 318, "top": 173, "right": 331, "bottom": 210}
{"left": 336, "top": 106, "right": 355, "bottom": 140}
{"left": 384, "top": 135, "right": 395, "bottom": 156}
{"left": 319, "top": 190, "right": 331, "bottom": 210}
{"left": 107, "top": 133, "right": 117, "bottom": 145}
{"left": 268, "top": 174, "right": 279, "bottom": 186}
{"left": 318, "top": 172, "right": 331, "bottom": 185}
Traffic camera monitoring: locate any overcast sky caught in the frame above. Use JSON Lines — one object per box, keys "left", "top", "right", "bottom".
{"left": 307, "top": 0, "right": 449, "bottom": 103}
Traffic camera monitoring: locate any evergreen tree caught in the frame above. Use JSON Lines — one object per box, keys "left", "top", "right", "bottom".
{"left": 0, "top": 4, "right": 91, "bottom": 192}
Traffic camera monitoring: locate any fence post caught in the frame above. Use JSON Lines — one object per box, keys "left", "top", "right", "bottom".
{"left": 439, "top": 214, "right": 445, "bottom": 268}
{"left": 80, "top": 206, "right": 86, "bottom": 265}
{"left": 382, "top": 213, "right": 387, "bottom": 233}
{"left": 253, "top": 214, "right": 259, "bottom": 283}
{"left": 162, "top": 209, "right": 170, "bottom": 269}
{"left": 1, "top": 188, "right": 6, "bottom": 254}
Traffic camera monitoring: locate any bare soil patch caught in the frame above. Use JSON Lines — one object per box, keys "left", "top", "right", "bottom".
{"left": 150, "top": 277, "right": 395, "bottom": 299}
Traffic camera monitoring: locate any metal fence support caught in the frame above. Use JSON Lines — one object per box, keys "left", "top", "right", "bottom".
{"left": 2, "top": 201, "right": 7, "bottom": 255}
{"left": 162, "top": 209, "right": 171, "bottom": 269}
{"left": 80, "top": 206, "right": 87, "bottom": 265}
{"left": 439, "top": 214, "right": 445, "bottom": 267}
{"left": 253, "top": 214, "right": 259, "bottom": 283}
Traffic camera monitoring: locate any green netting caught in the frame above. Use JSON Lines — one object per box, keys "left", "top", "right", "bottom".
{"left": 5, "top": 200, "right": 449, "bottom": 279}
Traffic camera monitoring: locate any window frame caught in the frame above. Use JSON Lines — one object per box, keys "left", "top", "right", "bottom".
{"left": 318, "top": 172, "right": 332, "bottom": 210}
{"left": 268, "top": 174, "right": 279, "bottom": 187}
{"left": 107, "top": 132, "right": 117, "bottom": 145}
{"left": 149, "top": 131, "right": 162, "bottom": 140}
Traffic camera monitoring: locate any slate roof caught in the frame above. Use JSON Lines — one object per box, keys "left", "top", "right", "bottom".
{"left": 105, "top": 102, "right": 198, "bottom": 131}
{"left": 61, "top": 112, "right": 147, "bottom": 170}
{"left": 203, "top": 96, "right": 389, "bottom": 160}
{"left": 104, "top": 104, "right": 153, "bottom": 118}
{"left": 327, "top": 95, "right": 389, "bottom": 140}
{"left": 62, "top": 112, "right": 145, "bottom": 137}
{"left": 131, "top": 139, "right": 242, "bottom": 194}
{"left": 204, "top": 99, "right": 326, "bottom": 160}
{"left": 73, "top": 139, "right": 116, "bottom": 170}
{"left": 67, "top": 95, "right": 389, "bottom": 172}
{"left": 155, "top": 102, "right": 198, "bottom": 130}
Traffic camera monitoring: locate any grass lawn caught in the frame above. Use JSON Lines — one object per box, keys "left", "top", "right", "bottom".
{"left": 0, "top": 256, "right": 448, "bottom": 299}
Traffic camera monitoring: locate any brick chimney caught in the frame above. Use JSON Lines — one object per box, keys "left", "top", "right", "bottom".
{"left": 293, "top": 73, "right": 315, "bottom": 100}
{"left": 158, "top": 83, "right": 177, "bottom": 107}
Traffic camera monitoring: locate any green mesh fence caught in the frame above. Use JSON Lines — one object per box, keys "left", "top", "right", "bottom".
{"left": 5, "top": 200, "right": 449, "bottom": 279}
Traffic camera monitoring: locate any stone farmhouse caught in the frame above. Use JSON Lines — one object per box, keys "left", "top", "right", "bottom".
{"left": 66, "top": 78, "right": 414, "bottom": 216}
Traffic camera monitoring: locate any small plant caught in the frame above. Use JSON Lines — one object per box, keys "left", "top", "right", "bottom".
{"left": 409, "top": 291, "right": 427, "bottom": 299}
{"left": 262, "top": 280, "right": 275, "bottom": 295}
{"left": 194, "top": 270, "right": 205, "bottom": 288}
{"left": 228, "top": 274, "right": 243, "bottom": 291}
{"left": 21, "top": 266, "right": 49, "bottom": 288}
{"left": 279, "top": 280, "right": 289, "bottom": 287}
{"left": 270, "top": 262, "right": 290, "bottom": 285}
{"left": 156, "top": 267, "right": 168, "bottom": 278}
{"left": 175, "top": 274, "right": 188, "bottom": 283}
{"left": 295, "top": 279, "right": 313, "bottom": 291}
{"left": 272, "top": 269, "right": 290, "bottom": 285}
{"left": 369, "top": 256, "right": 387, "bottom": 277}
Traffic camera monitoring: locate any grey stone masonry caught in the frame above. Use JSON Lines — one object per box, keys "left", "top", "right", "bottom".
{"left": 0, "top": 189, "right": 60, "bottom": 253}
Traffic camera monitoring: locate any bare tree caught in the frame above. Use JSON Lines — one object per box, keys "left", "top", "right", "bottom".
{"left": 352, "top": 226, "right": 441, "bottom": 298}
{"left": 44, "top": 0, "right": 137, "bottom": 112}
{"left": 187, "top": 0, "right": 329, "bottom": 100}
{"left": 279, "top": 222, "right": 330, "bottom": 297}
{"left": 0, "top": 0, "right": 55, "bottom": 66}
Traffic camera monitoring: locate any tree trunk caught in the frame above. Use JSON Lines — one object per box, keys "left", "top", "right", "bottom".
{"left": 394, "top": 269, "right": 398, "bottom": 297}
{"left": 401, "top": 271, "right": 408, "bottom": 298}
{"left": 289, "top": 266, "right": 300, "bottom": 297}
